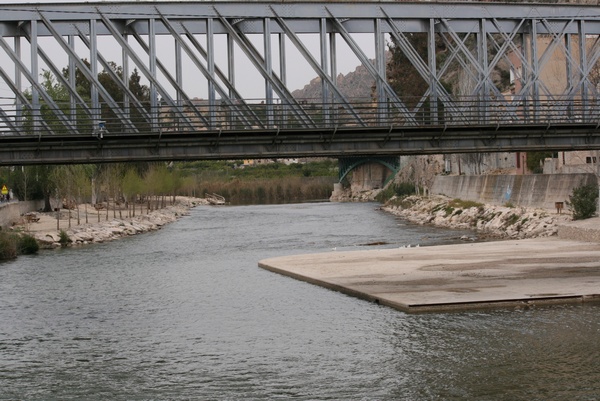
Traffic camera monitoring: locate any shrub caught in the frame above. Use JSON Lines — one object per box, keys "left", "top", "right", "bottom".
{"left": 505, "top": 213, "right": 520, "bottom": 226}
{"left": 394, "top": 182, "right": 416, "bottom": 197}
{"left": 19, "top": 234, "right": 39, "bottom": 255}
{"left": 567, "top": 184, "right": 599, "bottom": 220}
{"left": 0, "top": 232, "right": 18, "bottom": 261}
{"left": 59, "top": 230, "right": 71, "bottom": 247}
{"left": 375, "top": 182, "right": 416, "bottom": 203}
{"left": 443, "top": 206, "right": 455, "bottom": 217}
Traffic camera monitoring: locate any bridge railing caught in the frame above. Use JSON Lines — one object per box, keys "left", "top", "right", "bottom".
{"left": 1, "top": 95, "right": 599, "bottom": 136}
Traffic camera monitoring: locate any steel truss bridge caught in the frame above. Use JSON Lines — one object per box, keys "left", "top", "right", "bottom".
{"left": 1, "top": 1, "right": 600, "bottom": 166}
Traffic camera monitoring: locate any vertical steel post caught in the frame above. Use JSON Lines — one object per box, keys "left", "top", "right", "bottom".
{"left": 565, "top": 34, "right": 573, "bottom": 119}
{"left": 428, "top": 18, "right": 438, "bottom": 125}
{"left": 175, "top": 36, "right": 182, "bottom": 107}
{"left": 174, "top": 35, "right": 182, "bottom": 131}
{"left": 122, "top": 32, "right": 130, "bottom": 125}
{"left": 14, "top": 36, "right": 21, "bottom": 126}
{"left": 375, "top": 18, "right": 386, "bottom": 124}
{"left": 579, "top": 20, "right": 588, "bottom": 122}
{"left": 320, "top": 18, "right": 330, "bottom": 126}
{"left": 263, "top": 17, "right": 274, "bottom": 127}
{"left": 148, "top": 18, "right": 158, "bottom": 131}
{"left": 478, "top": 18, "right": 489, "bottom": 124}
{"left": 279, "top": 32, "right": 287, "bottom": 128}
{"left": 207, "top": 18, "right": 216, "bottom": 128}
{"left": 68, "top": 35, "right": 76, "bottom": 123}
{"left": 31, "top": 20, "right": 40, "bottom": 133}
{"left": 227, "top": 32, "right": 235, "bottom": 128}
{"left": 531, "top": 19, "right": 540, "bottom": 122}
{"left": 90, "top": 19, "right": 100, "bottom": 129}
{"left": 520, "top": 32, "right": 529, "bottom": 123}
{"left": 329, "top": 31, "right": 337, "bottom": 126}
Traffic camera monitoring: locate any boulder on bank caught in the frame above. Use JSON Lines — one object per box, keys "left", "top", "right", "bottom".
{"left": 29, "top": 197, "right": 207, "bottom": 249}
{"left": 382, "top": 195, "right": 571, "bottom": 239}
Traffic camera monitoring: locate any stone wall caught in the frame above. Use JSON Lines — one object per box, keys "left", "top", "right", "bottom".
{"left": 0, "top": 201, "right": 44, "bottom": 229}
{"left": 431, "top": 174, "right": 597, "bottom": 210}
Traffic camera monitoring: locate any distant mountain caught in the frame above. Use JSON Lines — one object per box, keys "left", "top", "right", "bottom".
{"left": 292, "top": 61, "right": 378, "bottom": 101}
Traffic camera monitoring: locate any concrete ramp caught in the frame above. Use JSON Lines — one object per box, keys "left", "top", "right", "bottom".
{"left": 259, "top": 238, "right": 600, "bottom": 313}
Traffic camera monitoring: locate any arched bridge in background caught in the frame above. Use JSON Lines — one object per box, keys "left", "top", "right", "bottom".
{"left": 1, "top": 1, "right": 600, "bottom": 166}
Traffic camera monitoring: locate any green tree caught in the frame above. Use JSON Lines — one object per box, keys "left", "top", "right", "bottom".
{"left": 568, "top": 183, "right": 599, "bottom": 220}
{"left": 527, "top": 152, "right": 554, "bottom": 174}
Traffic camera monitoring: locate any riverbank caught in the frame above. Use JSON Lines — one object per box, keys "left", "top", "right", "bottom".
{"left": 9, "top": 197, "right": 208, "bottom": 248}
{"left": 381, "top": 195, "right": 571, "bottom": 239}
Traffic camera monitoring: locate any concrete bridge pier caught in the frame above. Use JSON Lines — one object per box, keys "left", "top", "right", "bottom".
{"left": 332, "top": 157, "right": 399, "bottom": 201}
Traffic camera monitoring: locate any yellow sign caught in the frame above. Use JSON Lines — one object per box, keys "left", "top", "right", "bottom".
{"left": 1, "top": 185, "right": 7, "bottom": 195}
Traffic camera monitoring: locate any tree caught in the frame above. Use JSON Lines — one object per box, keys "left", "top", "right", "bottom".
{"left": 567, "top": 184, "right": 599, "bottom": 220}
{"left": 387, "top": 34, "right": 430, "bottom": 110}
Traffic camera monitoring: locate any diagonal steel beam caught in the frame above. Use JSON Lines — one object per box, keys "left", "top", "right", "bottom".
{"left": 73, "top": 26, "right": 153, "bottom": 124}
{"left": 269, "top": 8, "right": 366, "bottom": 127}
{"left": 0, "top": 65, "right": 59, "bottom": 136}
{"left": 383, "top": 10, "right": 466, "bottom": 122}
{"left": 37, "top": 12, "right": 138, "bottom": 132}
{"left": 123, "top": 23, "right": 210, "bottom": 129}
{"left": 328, "top": 8, "right": 417, "bottom": 125}
{"left": 19, "top": 29, "right": 95, "bottom": 123}
{"left": 0, "top": 35, "right": 78, "bottom": 135}
{"left": 96, "top": 11, "right": 197, "bottom": 131}
{"left": 155, "top": 11, "right": 263, "bottom": 128}
{"left": 214, "top": 7, "right": 316, "bottom": 128}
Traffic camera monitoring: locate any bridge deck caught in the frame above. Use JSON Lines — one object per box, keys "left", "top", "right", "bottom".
{"left": 2, "top": 1, "right": 600, "bottom": 163}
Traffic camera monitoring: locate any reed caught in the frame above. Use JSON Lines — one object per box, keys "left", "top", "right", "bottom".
{"left": 200, "top": 176, "right": 336, "bottom": 205}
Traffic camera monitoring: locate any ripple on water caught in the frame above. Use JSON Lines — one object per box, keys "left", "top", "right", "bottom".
{"left": 1, "top": 203, "right": 599, "bottom": 400}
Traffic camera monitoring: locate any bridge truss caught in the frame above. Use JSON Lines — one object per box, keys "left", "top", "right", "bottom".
{"left": 1, "top": 1, "right": 600, "bottom": 164}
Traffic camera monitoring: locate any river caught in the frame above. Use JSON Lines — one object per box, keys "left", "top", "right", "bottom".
{"left": 1, "top": 202, "right": 599, "bottom": 400}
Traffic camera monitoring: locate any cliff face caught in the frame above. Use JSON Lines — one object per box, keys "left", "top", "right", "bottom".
{"left": 292, "top": 61, "right": 379, "bottom": 101}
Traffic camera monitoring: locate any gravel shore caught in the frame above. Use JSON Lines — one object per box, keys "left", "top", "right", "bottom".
{"left": 10, "top": 197, "right": 207, "bottom": 248}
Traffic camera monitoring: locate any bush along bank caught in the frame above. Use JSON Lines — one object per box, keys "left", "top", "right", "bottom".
{"left": 0, "top": 231, "right": 39, "bottom": 261}
{"left": 382, "top": 195, "right": 572, "bottom": 239}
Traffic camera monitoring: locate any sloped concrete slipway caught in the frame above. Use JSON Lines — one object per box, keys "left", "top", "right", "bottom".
{"left": 259, "top": 220, "right": 600, "bottom": 313}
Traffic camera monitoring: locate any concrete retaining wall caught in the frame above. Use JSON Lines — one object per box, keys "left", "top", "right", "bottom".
{"left": 431, "top": 173, "right": 597, "bottom": 210}
{"left": 0, "top": 200, "right": 44, "bottom": 229}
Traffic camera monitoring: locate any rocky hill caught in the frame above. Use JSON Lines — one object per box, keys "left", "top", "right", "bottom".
{"left": 292, "top": 61, "right": 379, "bottom": 101}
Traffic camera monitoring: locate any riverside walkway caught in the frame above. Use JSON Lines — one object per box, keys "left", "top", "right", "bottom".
{"left": 259, "top": 219, "right": 600, "bottom": 313}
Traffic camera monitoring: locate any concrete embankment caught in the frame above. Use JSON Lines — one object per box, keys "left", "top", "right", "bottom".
{"left": 431, "top": 173, "right": 596, "bottom": 210}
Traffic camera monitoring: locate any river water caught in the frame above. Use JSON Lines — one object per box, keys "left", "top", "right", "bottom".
{"left": 1, "top": 202, "right": 599, "bottom": 400}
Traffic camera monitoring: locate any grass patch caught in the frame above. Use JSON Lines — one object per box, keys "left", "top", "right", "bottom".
{"left": 376, "top": 182, "right": 416, "bottom": 203}
{"left": 505, "top": 213, "right": 520, "bottom": 226}
{"left": 448, "top": 199, "right": 484, "bottom": 209}
{"left": 386, "top": 196, "right": 418, "bottom": 209}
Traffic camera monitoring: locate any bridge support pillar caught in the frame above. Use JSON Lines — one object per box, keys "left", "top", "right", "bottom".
{"left": 338, "top": 156, "right": 400, "bottom": 190}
